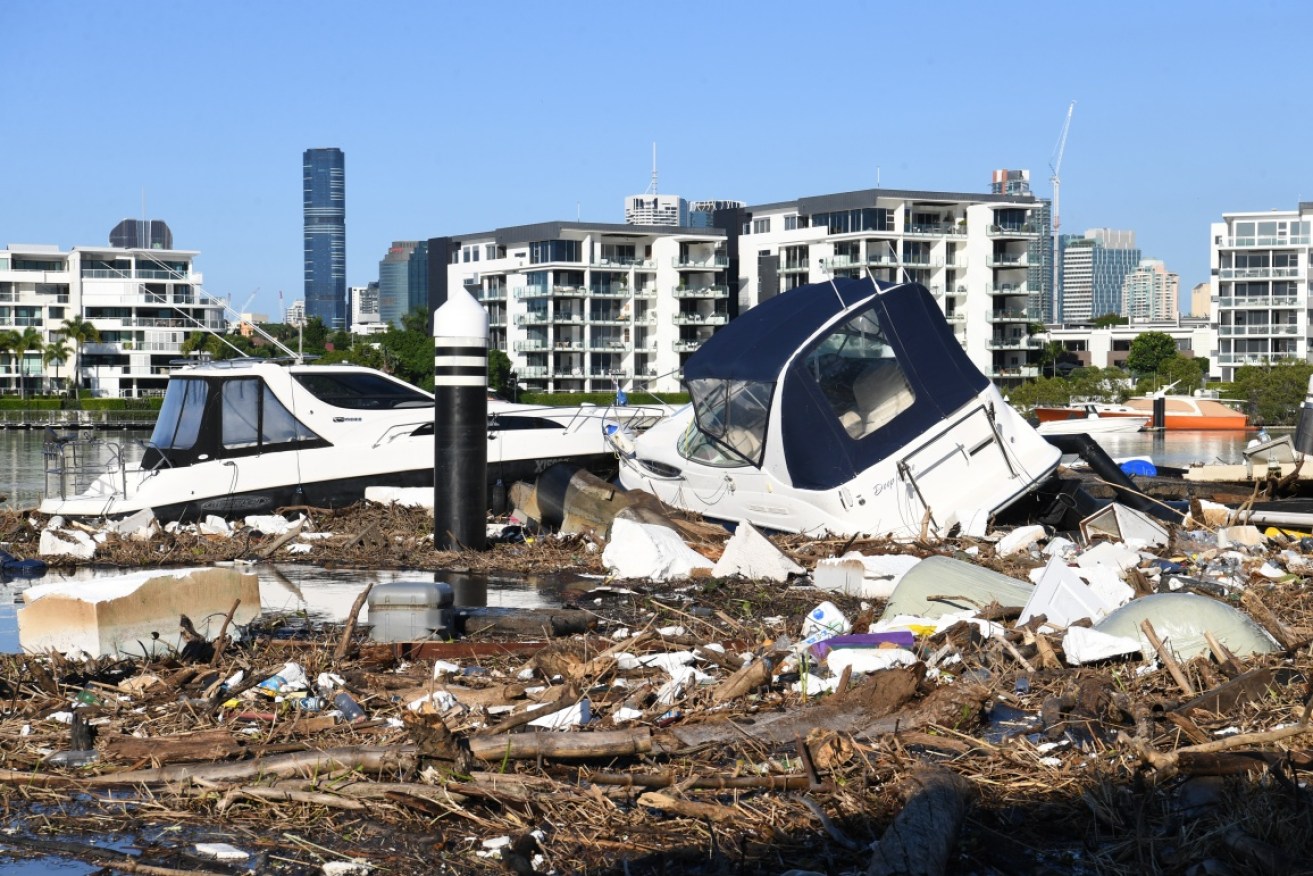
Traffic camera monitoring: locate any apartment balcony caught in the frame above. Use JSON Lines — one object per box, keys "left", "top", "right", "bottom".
{"left": 1217, "top": 352, "right": 1304, "bottom": 366}
{"left": 2, "top": 316, "right": 44, "bottom": 327}
{"left": 588, "top": 314, "right": 628, "bottom": 325}
{"left": 986, "top": 224, "right": 1043, "bottom": 238}
{"left": 589, "top": 368, "right": 630, "bottom": 379}
{"left": 672, "top": 312, "right": 728, "bottom": 326}
{"left": 80, "top": 268, "right": 191, "bottom": 280}
{"left": 987, "top": 365, "right": 1040, "bottom": 379}
{"left": 552, "top": 340, "right": 583, "bottom": 351}
{"left": 488, "top": 315, "right": 507, "bottom": 327}
{"left": 476, "top": 287, "right": 505, "bottom": 302}
{"left": 514, "top": 286, "right": 551, "bottom": 300}
{"left": 589, "top": 285, "right": 631, "bottom": 298}
{"left": 672, "top": 284, "right": 730, "bottom": 299}
{"left": 1218, "top": 267, "right": 1302, "bottom": 279}
{"left": 988, "top": 308, "right": 1041, "bottom": 324}
{"left": 520, "top": 366, "right": 549, "bottom": 378}
{"left": 552, "top": 285, "right": 586, "bottom": 297}
{"left": 986, "top": 254, "right": 1028, "bottom": 268}
{"left": 552, "top": 368, "right": 585, "bottom": 379}
{"left": 986, "top": 283, "right": 1030, "bottom": 296}
{"left": 986, "top": 337, "right": 1043, "bottom": 351}
{"left": 944, "top": 312, "right": 966, "bottom": 324}
{"left": 633, "top": 312, "right": 658, "bottom": 326}
{"left": 779, "top": 262, "right": 810, "bottom": 274}
{"left": 632, "top": 285, "right": 657, "bottom": 298}
{"left": 587, "top": 340, "right": 630, "bottom": 352}
{"left": 673, "top": 339, "right": 703, "bottom": 353}
{"left": 515, "top": 313, "right": 549, "bottom": 326}
{"left": 551, "top": 312, "right": 584, "bottom": 324}
{"left": 513, "top": 339, "right": 549, "bottom": 352}
{"left": 591, "top": 256, "right": 654, "bottom": 269}
{"left": 903, "top": 224, "right": 966, "bottom": 237}
{"left": 1217, "top": 295, "right": 1302, "bottom": 308}
{"left": 673, "top": 254, "right": 729, "bottom": 269}
{"left": 1218, "top": 324, "right": 1300, "bottom": 336}
{"left": 1223, "top": 235, "right": 1311, "bottom": 248}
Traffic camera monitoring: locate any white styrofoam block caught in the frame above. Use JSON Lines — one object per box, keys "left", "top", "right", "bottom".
{"left": 996, "top": 525, "right": 1047, "bottom": 558}
{"left": 602, "top": 518, "right": 713, "bottom": 582}
{"left": 1062, "top": 626, "right": 1141, "bottom": 665}
{"left": 813, "top": 552, "right": 921, "bottom": 600}
{"left": 712, "top": 522, "right": 803, "bottom": 582}
{"left": 39, "top": 528, "right": 96, "bottom": 559}
{"left": 1074, "top": 540, "right": 1140, "bottom": 574}
{"left": 528, "top": 697, "right": 591, "bottom": 729}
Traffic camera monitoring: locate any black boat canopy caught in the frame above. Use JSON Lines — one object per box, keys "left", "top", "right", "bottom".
{"left": 683, "top": 278, "right": 990, "bottom": 491}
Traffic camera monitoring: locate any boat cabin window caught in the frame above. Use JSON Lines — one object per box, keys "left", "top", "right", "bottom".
{"left": 222, "top": 379, "right": 320, "bottom": 450}
{"left": 804, "top": 306, "right": 914, "bottom": 440}
{"left": 293, "top": 371, "right": 433, "bottom": 409}
{"left": 149, "top": 378, "right": 208, "bottom": 451}
{"left": 687, "top": 378, "right": 772, "bottom": 466}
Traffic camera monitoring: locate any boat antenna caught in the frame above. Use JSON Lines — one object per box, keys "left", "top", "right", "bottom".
{"left": 128, "top": 249, "right": 301, "bottom": 361}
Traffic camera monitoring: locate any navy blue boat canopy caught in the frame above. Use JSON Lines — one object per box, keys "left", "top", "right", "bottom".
{"left": 684, "top": 278, "right": 989, "bottom": 491}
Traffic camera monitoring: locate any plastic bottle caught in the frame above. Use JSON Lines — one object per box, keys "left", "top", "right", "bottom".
{"left": 333, "top": 692, "right": 366, "bottom": 723}
{"left": 46, "top": 750, "right": 99, "bottom": 768}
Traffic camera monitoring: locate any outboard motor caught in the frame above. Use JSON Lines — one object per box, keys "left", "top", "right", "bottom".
{"left": 1294, "top": 375, "right": 1313, "bottom": 456}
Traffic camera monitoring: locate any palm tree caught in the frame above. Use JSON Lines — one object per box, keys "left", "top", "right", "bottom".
{"left": 43, "top": 339, "right": 72, "bottom": 395}
{"left": 0, "top": 330, "right": 17, "bottom": 396}
{"left": 13, "top": 327, "right": 43, "bottom": 400}
{"left": 60, "top": 315, "right": 101, "bottom": 395}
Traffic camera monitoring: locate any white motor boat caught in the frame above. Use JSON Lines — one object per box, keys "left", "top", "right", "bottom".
{"left": 41, "top": 358, "right": 661, "bottom": 522}
{"left": 1035, "top": 413, "right": 1149, "bottom": 436}
{"left": 617, "top": 278, "right": 1062, "bottom": 538}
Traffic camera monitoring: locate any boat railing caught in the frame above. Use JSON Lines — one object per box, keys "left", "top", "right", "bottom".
{"left": 43, "top": 436, "right": 132, "bottom": 502}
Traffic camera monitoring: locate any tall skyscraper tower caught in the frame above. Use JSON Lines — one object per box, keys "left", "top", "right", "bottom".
{"left": 303, "top": 148, "right": 346, "bottom": 328}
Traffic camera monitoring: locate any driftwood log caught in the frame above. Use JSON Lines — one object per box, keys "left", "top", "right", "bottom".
{"left": 867, "top": 767, "right": 974, "bottom": 876}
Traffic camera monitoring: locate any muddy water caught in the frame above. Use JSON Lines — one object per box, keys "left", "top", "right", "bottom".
{"left": 0, "top": 562, "right": 572, "bottom": 654}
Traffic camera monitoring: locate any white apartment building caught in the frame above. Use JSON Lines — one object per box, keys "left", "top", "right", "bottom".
{"left": 1121, "top": 259, "right": 1179, "bottom": 322}
{"left": 623, "top": 194, "right": 688, "bottom": 227}
{"left": 1210, "top": 206, "right": 1313, "bottom": 381}
{"left": 1046, "top": 318, "right": 1215, "bottom": 376}
{"left": 285, "top": 300, "right": 307, "bottom": 327}
{"left": 444, "top": 221, "right": 729, "bottom": 394}
{"left": 735, "top": 186, "right": 1048, "bottom": 381}
{"left": 0, "top": 244, "right": 226, "bottom": 397}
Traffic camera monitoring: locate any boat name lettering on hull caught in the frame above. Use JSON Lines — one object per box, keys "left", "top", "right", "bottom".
{"left": 872, "top": 476, "right": 897, "bottom": 497}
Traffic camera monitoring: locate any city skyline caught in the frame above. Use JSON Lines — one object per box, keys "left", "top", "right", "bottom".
{"left": 2, "top": 1, "right": 1310, "bottom": 320}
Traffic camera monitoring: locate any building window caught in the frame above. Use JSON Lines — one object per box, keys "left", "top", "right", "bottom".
{"left": 529, "top": 240, "right": 581, "bottom": 264}
{"left": 752, "top": 218, "right": 771, "bottom": 234}
{"left": 784, "top": 215, "right": 799, "bottom": 231}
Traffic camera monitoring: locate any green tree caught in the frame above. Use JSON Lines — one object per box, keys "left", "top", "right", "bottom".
{"left": 1037, "top": 340, "right": 1066, "bottom": 378}
{"left": 1230, "top": 360, "right": 1313, "bottom": 426}
{"left": 60, "top": 315, "right": 101, "bottom": 392}
{"left": 0, "top": 330, "right": 18, "bottom": 395}
{"left": 1092, "top": 313, "right": 1129, "bottom": 328}
{"left": 488, "top": 348, "right": 516, "bottom": 399}
{"left": 43, "top": 339, "right": 72, "bottom": 394}
{"left": 1133, "top": 355, "right": 1206, "bottom": 396}
{"left": 1126, "top": 331, "right": 1178, "bottom": 376}
{"left": 13, "top": 327, "right": 43, "bottom": 399}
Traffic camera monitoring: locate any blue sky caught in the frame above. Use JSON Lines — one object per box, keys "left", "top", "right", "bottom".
{"left": 3, "top": 1, "right": 1310, "bottom": 319}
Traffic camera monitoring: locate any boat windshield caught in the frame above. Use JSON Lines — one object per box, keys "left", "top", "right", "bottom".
{"left": 802, "top": 306, "right": 914, "bottom": 440}
{"left": 222, "top": 379, "right": 320, "bottom": 449}
{"left": 292, "top": 372, "right": 432, "bottom": 409}
{"left": 149, "top": 378, "right": 208, "bottom": 450}
{"left": 687, "top": 378, "right": 772, "bottom": 466}
{"left": 677, "top": 417, "right": 751, "bottom": 468}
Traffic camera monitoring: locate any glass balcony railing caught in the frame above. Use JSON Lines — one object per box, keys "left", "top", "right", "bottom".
{"left": 986, "top": 283, "right": 1030, "bottom": 296}
{"left": 1218, "top": 324, "right": 1299, "bottom": 336}
{"left": 986, "top": 255, "right": 1028, "bottom": 268}
{"left": 988, "top": 308, "right": 1041, "bottom": 323}
{"left": 1223, "top": 236, "right": 1311, "bottom": 247}
{"left": 1217, "top": 295, "right": 1301, "bottom": 308}
{"left": 672, "top": 255, "right": 728, "bottom": 268}
{"left": 1218, "top": 267, "right": 1301, "bottom": 279}
{"left": 515, "top": 313, "right": 549, "bottom": 326}
{"left": 673, "top": 339, "right": 703, "bottom": 352}
{"left": 672, "top": 312, "right": 727, "bottom": 326}
{"left": 514, "top": 286, "right": 551, "bottom": 300}
{"left": 672, "top": 285, "right": 729, "bottom": 299}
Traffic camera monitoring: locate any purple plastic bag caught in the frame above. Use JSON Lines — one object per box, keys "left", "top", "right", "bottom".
{"left": 809, "top": 631, "right": 916, "bottom": 659}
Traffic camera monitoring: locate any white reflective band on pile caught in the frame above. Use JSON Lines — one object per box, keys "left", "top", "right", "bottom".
{"left": 433, "top": 376, "right": 487, "bottom": 386}
{"left": 433, "top": 355, "right": 487, "bottom": 367}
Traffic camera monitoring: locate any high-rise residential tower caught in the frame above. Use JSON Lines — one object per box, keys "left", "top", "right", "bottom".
{"left": 303, "top": 148, "right": 346, "bottom": 328}
{"left": 1121, "top": 259, "right": 1179, "bottom": 322}
{"left": 377, "top": 240, "right": 422, "bottom": 328}
{"left": 1210, "top": 205, "right": 1313, "bottom": 381}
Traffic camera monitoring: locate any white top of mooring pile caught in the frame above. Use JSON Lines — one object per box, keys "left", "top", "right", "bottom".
{"left": 433, "top": 285, "right": 488, "bottom": 340}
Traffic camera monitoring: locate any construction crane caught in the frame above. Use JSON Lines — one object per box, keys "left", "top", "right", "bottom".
{"left": 1049, "top": 101, "right": 1075, "bottom": 321}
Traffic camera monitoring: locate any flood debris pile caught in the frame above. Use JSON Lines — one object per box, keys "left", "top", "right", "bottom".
{"left": 1, "top": 497, "right": 1313, "bottom": 873}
